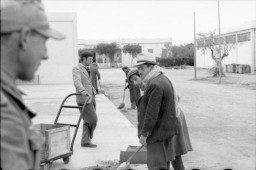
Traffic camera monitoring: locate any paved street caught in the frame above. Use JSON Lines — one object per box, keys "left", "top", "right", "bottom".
{"left": 20, "top": 85, "right": 142, "bottom": 169}
{"left": 18, "top": 68, "right": 256, "bottom": 170}
{"left": 100, "top": 68, "right": 256, "bottom": 170}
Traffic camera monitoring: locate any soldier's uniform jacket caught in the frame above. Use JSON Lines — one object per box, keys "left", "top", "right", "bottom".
{"left": 0, "top": 70, "right": 44, "bottom": 170}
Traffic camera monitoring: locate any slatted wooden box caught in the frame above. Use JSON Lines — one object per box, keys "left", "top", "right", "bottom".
{"left": 34, "top": 124, "right": 70, "bottom": 162}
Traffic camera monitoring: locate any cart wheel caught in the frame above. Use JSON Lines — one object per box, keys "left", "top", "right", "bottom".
{"left": 63, "top": 157, "right": 70, "bottom": 164}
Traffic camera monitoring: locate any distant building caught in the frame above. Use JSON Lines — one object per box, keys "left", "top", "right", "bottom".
{"left": 196, "top": 20, "right": 256, "bottom": 74}
{"left": 78, "top": 38, "right": 172, "bottom": 68}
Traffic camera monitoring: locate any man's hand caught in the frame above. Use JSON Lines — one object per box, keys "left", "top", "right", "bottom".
{"left": 139, "top": 135, "right": 147, "bottom": 146}
{"left": 81, "top": 91, "right": 88, "bottom": 96}
{"left": 124, "top": 85, "right": 129, "bottom": 90}
{"left": 81, "top": 91, "right": 91, "bottom": 101}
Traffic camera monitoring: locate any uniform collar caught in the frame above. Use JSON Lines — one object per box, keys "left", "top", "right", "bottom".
{"left": 1, "top": 69, "right": 36, "bottom": 118}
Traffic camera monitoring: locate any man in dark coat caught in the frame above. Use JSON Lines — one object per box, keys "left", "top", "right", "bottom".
{"left": 90, "top": 62, "right": 101, "bottom": 94}
{"left": 122, "top": 66, "right": 141, "bottom": 109}
{"left": 135, "top": 53, "right": 185, "bottom": 170}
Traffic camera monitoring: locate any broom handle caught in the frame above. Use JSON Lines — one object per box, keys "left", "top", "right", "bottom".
{"left": 98, "top": 80, "right": 101, "bottom": 90}
{"left": 126, "top": 145, "right": 144, "bottom": 163}
{"left": 122, "top": 88, "right": 126, "bottom": 102}
{"left": 122, "top": 82, "right": 127, "bottom": 102}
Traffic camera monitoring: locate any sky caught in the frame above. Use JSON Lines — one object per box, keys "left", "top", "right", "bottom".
{"left": 43, "top": 0, "right": 256, "bottom": 45}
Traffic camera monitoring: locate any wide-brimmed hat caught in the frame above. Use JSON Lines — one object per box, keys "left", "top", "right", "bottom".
{"left": 134, "top": 53, "right": 157, "bottom": 66}
{"left": 127, "top": 68, "right": 139, "bottom": 81}
{"left": 1, "top": 0, "right": 65, "bottom": 40}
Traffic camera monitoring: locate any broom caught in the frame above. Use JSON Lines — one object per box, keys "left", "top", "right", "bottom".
{"left": 117, "top": 145, "right": 145, "bottom": 170}
{"left": 117, "top": 82, "right": 127, "bottom": 109}
{"left": 98, "top": 80, "right": 110, "bottom": 98}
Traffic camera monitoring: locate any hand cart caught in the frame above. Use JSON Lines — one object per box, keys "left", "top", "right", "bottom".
{"left": 39, "top": 93, "right": 87, "bottom": 170}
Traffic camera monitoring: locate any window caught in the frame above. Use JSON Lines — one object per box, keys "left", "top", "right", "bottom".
{"left": 205, "top": 38, "right": 214, "bottom": 46}
{"left": 225, "top": 35, "right": 236, "bottom": 44}
{"left": 238, "top": 32, "right": 251, "bottom": 42}
{"left": 148, "top": 49, "right": 154, "bottom": 53}
{"left": 214, "top": 37, "right": 223, "bottom": 45}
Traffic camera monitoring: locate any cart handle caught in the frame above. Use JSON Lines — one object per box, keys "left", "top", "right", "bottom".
{"left": 54, "top": 93, "right": 90, "bottom": 153}
{"left": 54, "top": 93, "right": 81, "bottom": 124}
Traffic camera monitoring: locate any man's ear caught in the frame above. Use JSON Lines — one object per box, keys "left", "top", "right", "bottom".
{"left": 19, "top": 27, "right": 31, "bottom": 50}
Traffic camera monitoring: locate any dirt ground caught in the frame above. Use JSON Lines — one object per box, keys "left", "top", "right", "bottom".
{"left": 99, "top": 67, "right": 255, "bottom": 170}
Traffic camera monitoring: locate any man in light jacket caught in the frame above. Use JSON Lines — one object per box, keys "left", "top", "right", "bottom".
{"left": 72, "top": 51, "right": 98, "bottom": 147}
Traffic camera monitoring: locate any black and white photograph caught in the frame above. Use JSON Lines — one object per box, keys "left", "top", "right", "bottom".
{"left": 1, "top": 0, "right": 255, "bottom": 170}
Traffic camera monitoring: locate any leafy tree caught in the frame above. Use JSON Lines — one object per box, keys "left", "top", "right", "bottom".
{"left": 163, "top": 42, "right": 172, "bottom": 58}
{"left": 95, "top": 42, "right": 120, "bottom": 62}
{"left": 197, "top": 31, "right": 236, "bottom": 77}
{"left": 171, "top": 43, "right": 194, "bottom": 58}
{"left": 123, "top": 44, "right": 142, "bottom": 65}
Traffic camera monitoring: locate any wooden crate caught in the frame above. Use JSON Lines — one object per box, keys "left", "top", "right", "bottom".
{"left": 34, "top": 124, "right": 70, "bottom": 162}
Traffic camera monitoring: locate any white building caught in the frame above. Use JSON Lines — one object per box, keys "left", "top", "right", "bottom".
{"left": 196, "top": 21, "right": 256, "bottom": 74}
{"left": 120, "top": 38, "right": 172, "bottom": 67}
{"left": 78, "top": 38, "right": 172, "bottom": 67}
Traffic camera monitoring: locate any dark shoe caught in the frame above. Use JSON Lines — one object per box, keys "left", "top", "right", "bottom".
{"left": 81, "top": 143, "right": 97, "bottom": 148}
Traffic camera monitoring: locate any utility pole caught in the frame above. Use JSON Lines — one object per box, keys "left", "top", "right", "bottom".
{"left": 218, "top": 0, "right": 222, "bottom": 84}
{"left": 194, "top": 12, "right": 197, "bottom": 80}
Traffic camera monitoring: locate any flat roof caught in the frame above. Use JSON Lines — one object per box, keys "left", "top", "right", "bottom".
{"left": 78, "top": 38, "right": 172, "bottom": 46}
{"left": 221, "top": 20, "right": 256, "bottom": 35}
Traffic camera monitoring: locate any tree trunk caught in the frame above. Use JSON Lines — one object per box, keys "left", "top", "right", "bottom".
{"left": 130, "top": 54, "right": 134, "bottom": 67}
{"left": 211, "top": 60, "right": 225, "bottom": 77}
{"left": 109, "top": 54, "right": 114, "bottom": 63}
{"left": 210, "top": 50, "right": 225, "bottom": 77}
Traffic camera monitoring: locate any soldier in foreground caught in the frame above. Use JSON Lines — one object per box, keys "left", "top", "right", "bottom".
{"left": 1, "top": 0, "right": 65, "bottom": 169}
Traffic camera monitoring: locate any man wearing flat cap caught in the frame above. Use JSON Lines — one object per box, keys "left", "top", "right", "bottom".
{"left": 122, "top": 66, "right": 141, "bottom": 109}
{"left": 1, "top": 0, "right": 65, "bottom": 169}
{"left": 135, "top": 53, "right": 188, "bottom": 170}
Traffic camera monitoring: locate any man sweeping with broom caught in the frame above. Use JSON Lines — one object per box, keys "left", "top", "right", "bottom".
{"left": 120, "top": 66, "right": 141, "bottom": 110}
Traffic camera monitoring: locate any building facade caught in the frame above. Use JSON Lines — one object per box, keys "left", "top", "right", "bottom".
{"left": 196, "top": 21, "right": 256, "bottom": 74}
{"left": 78, "top": 38, "right": 172, "bottom": 68}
